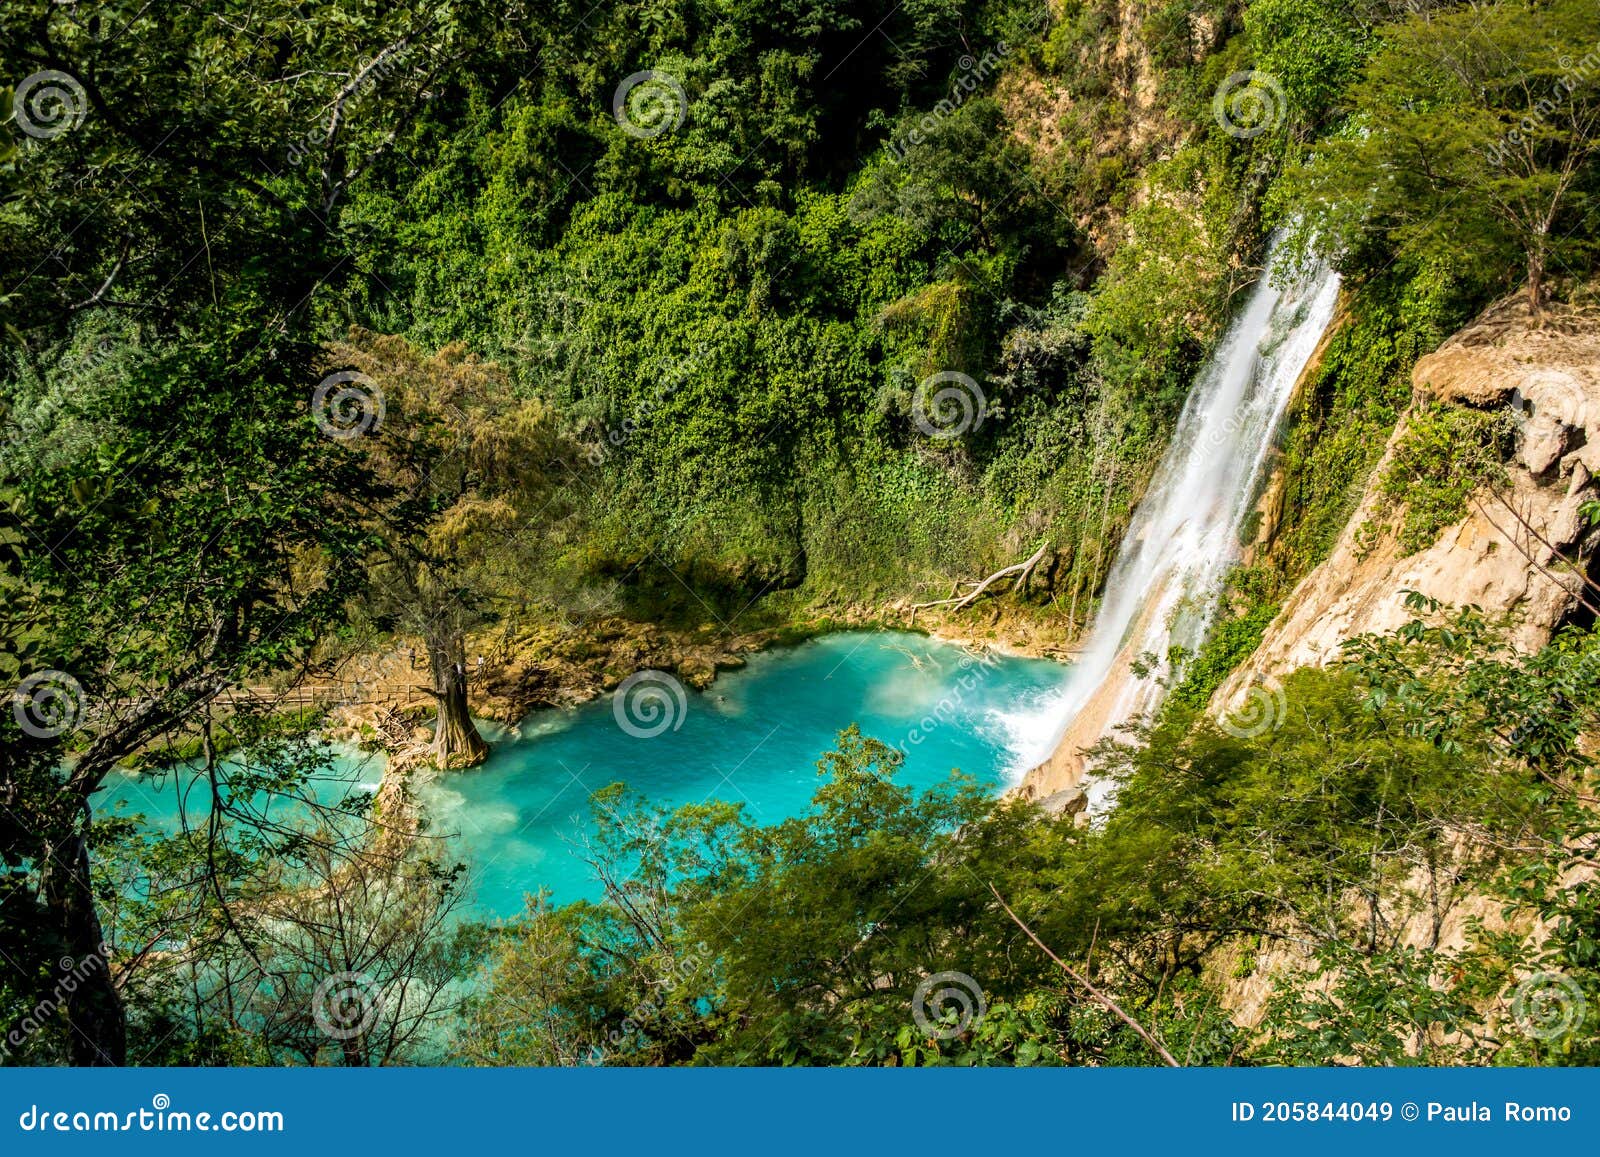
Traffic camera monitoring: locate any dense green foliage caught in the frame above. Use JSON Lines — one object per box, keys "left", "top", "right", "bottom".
{"left": 1378, "top": 404, "right": 1513, "bottom": 555}
{"left": 467, "top": 600, "right": 1600, "bottom": 1066}
{"left": 1289, "top": 0, "right": 1600, "bottom": 310}
{"left": 4, "top": 0, "right": 1600, "bottom": 1067}
{"left": 328, "top": 0, "right": 1305, "bottom": 615}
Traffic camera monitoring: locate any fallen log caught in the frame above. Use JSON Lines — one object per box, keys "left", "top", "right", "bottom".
{"left": 908, "top": 541, "right": 1050, "bottom": 623}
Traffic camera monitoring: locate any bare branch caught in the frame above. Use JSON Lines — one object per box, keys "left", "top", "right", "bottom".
{"left": 990, "top": 882, "right": 1181, "bottom": 1067}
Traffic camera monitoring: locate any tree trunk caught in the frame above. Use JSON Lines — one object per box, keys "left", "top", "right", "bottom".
{"left": 427, "top": 634, "right": 488, "bottom": 769}
{"left": 42, "top": 818, "right": 126, "bottom": 1066}
{"left": 1528, "top": 247, "right": 1546, "bottom": 314}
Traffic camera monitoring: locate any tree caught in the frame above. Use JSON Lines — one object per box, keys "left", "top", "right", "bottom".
{"left": 1292, "top": 0, "right": 1600, "bottom": 310}
{"left": 248, "top": 836, "right": 475, "bottom": 1067}
{"left": 329, "top": 331, "right": 578, "bottom": 768}
{"left": 0, "top": 338, "right": 376, "bottom": 1065}
{"left": 99, "top": 771, "right": 477, "bottom": 1068}
{"left": 850, "top": 98, "right": 1072, "bottom": 261}
{"left": 0, "top": 0, "right": 492, "bottom": 1062}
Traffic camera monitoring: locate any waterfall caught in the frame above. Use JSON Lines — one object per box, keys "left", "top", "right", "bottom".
{"left": 1030, "top": 240, "right": 1341, "bottom": 805}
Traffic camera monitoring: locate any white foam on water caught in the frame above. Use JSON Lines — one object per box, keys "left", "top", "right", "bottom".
{"left": 985, "top": 685, "right": 1075, "bottom": 785}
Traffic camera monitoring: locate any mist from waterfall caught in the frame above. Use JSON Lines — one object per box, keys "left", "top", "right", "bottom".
{"left": 1042, "top": 241, "right": 1342, "bottom": 803}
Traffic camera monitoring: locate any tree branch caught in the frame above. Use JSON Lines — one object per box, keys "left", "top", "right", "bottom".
{"left": 990, "top": 883, "right": 1181, "bottom": 1067}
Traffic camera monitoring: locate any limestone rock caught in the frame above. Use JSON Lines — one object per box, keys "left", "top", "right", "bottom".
{"left": 1039, "top": 785, "right": 1089, "bottom": 818}
{"left": 1216, "top": 297, "right": 1600, "bottom": 707}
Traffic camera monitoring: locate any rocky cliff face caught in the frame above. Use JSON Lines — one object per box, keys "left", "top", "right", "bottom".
{"left": 1209, "top": 296, "right": 1600, "bottom": 1029}
{"left": 1214, "top": 297, "right": 1600, "bottom": 713}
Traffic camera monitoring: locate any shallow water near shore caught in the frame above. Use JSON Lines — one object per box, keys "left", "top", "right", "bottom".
{"left": 420, "top": 630, "right": 1071, "bottom": 913}
{"left": 98, "top": 631, "right": 1072, "bottom": 917}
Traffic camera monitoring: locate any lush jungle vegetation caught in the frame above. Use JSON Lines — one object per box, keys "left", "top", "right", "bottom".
{"left": 2, "top": 0, "right": 1598, "bottom": 1065}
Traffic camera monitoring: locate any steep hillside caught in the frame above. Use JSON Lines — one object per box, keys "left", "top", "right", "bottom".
{"left": 1216, "top": 296, "right": 1600, "bottom": 711}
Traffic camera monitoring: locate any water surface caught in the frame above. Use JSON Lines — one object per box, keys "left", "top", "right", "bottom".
{"left": 419, "top": 631, "right": 1071, "bottom": 913}
{"left": 97, "top": 631, "right": 1072, "bottom": 917}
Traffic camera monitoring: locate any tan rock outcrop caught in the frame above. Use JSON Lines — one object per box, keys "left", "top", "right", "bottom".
{"left": 1215, "top": 297, "right": 1600, "bottom": 711}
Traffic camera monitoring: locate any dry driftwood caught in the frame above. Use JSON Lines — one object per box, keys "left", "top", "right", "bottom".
{"left": 908, "top": 541, "right": 1049, "bottom": 623}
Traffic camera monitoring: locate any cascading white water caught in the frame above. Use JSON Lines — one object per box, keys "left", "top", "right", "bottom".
{"left": 1034, "top": 240, "right": 1341, "bottom": 804}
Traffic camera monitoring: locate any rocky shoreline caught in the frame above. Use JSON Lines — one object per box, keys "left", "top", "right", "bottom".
{"left": 319, "top": 598, "right": 1080, "bottom": 757}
